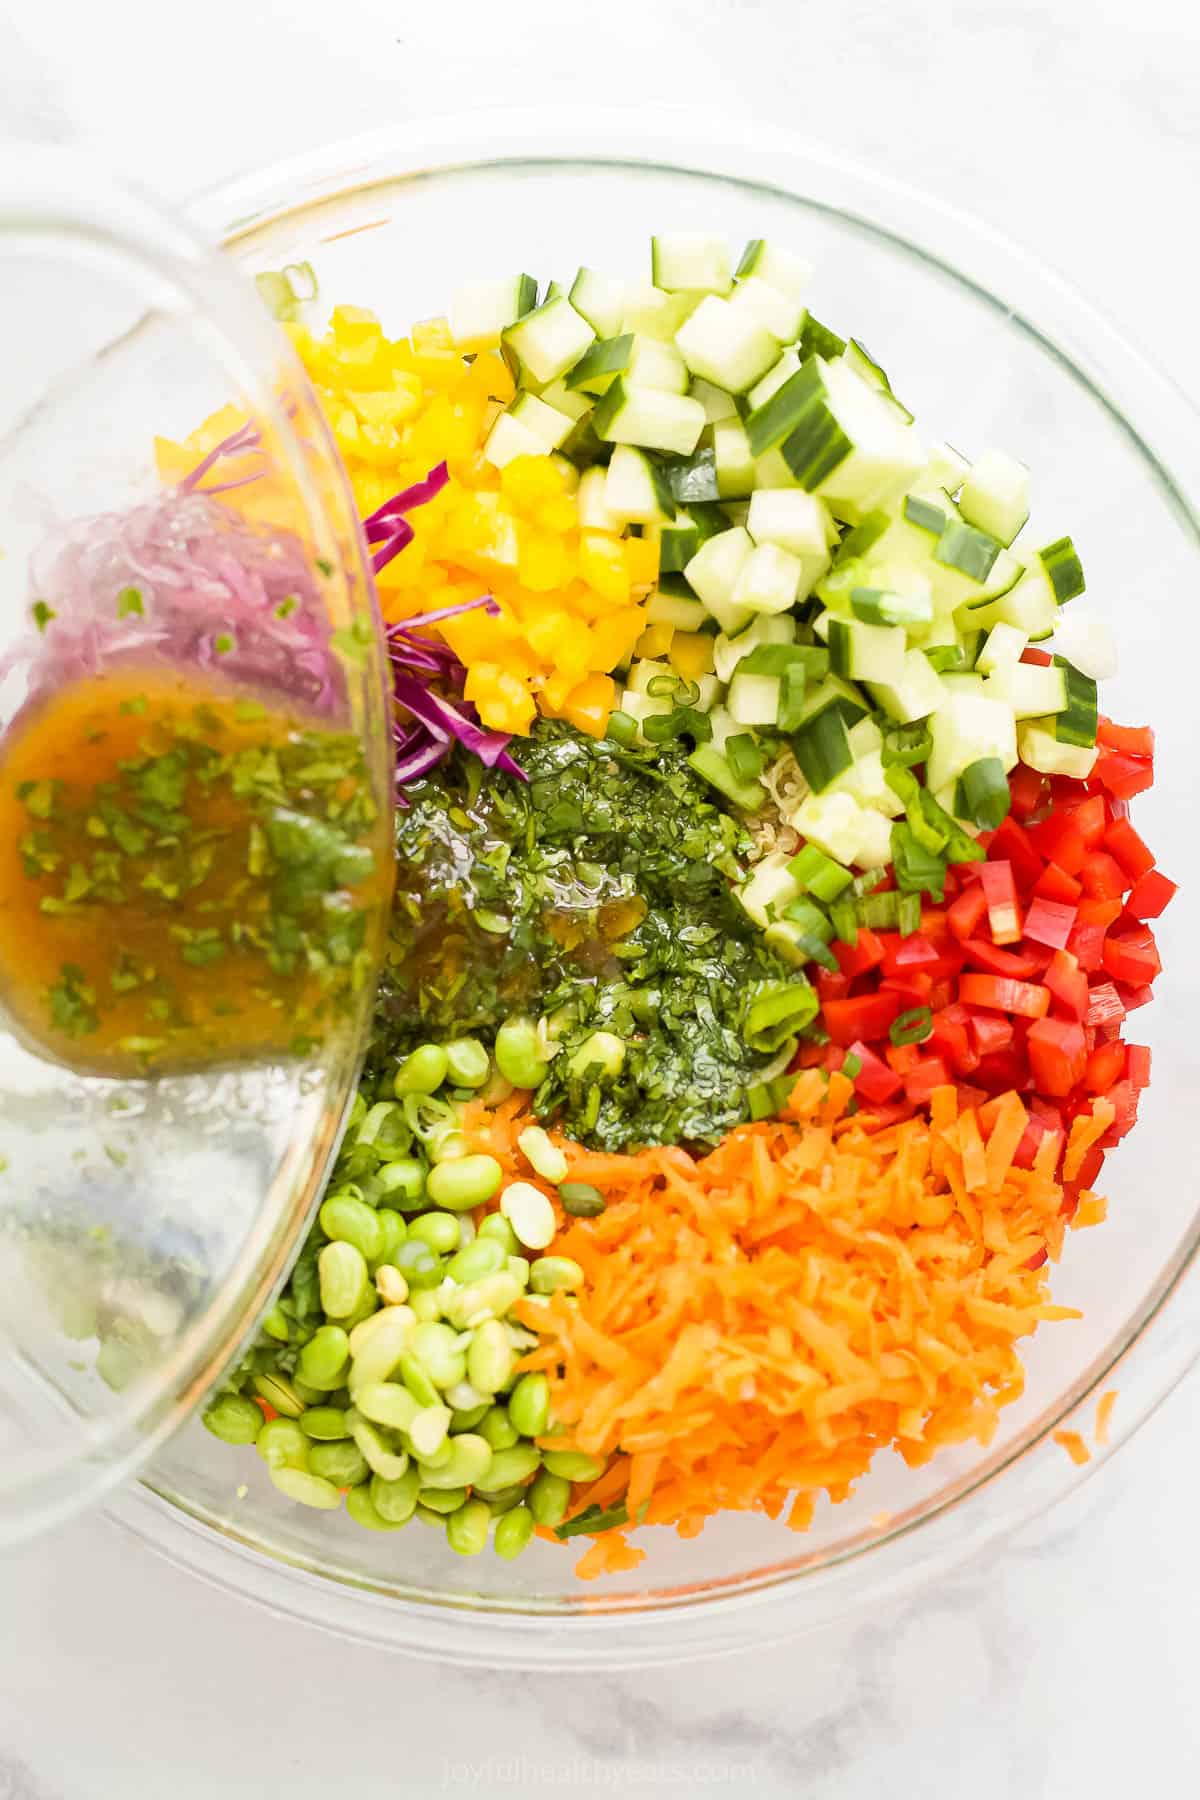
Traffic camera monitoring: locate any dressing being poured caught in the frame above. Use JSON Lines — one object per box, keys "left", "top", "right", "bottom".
{"left": 0, "top": 667, "right": 389, "bottom": 1076}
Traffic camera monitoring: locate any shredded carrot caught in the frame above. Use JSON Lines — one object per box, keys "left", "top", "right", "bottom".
{"left": 465, "top": 1079, "right": 1105, "bottom": 1574}
{"left": 1053, "top": 1428, "right": 1091, "bottom": 1466}
{"left": 1095, "top": 1389, "right": 1118, "bottom": 1446}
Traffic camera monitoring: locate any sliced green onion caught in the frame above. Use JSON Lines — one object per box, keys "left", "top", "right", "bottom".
{"left": 793, "top": 709, "right": 852, "bottom": 792}
{"left": 923, "top": 644, "right": 968, "bottom": 673}
{"left": 726, "top": 733, "right": 767, "bottom": 784}
{"left": 890, "top": 1007, "right": 933, "bottom": 1046}
{"left": 840, "top": 1051, "right": 863, "bottom": 1080}
{"left": 903, "top": 495, "right": 946, "bottom": 535}
{"left": 891, "top": 822, "right": 948, "bottom": 900}
{"left": 958, "top": 756, "right": 1011, "bottom": 829}
{"left": 934, "top": 521, "right": 1003, "bottom": 581}
{"left": 743, "top": 978, "right": 819, "bottom": 1053}
{"left": 788, "top": 843, "right": 853, "bottom": 903}
{"left": 859, "top": 891, "right": 900, "bottom": 930}
{"left": 829, "top": 899, "right": 858, "bottom": 946}
{"left": 881, "top": 724, "right": 933, "bottom": 769}
{"left": 606, "top": 711, "right": 638, "bottom": 745}
{"left": 897, "top": 892, "right": 922, "bottom": 936}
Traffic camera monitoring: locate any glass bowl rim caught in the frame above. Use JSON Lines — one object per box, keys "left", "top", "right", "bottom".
{"left": 106, "top": 109, "right": 1200, "bottom": 1667}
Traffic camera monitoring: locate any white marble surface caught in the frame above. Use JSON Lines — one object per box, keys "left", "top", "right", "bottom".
{"left": 2, "top": 0, "right": 1200, "bottom": 1793}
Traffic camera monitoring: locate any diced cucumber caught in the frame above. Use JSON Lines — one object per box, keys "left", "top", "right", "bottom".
{"left": 926, "top": 692, "right": 1018, "bottom": 793}
{"left": 827, "top": 616, "right": 907, "bottom": 685}
{"left": 690, "top": 744, "right": 766, "bottom": 812}
{"left": 1040, "top": 536, "right": 1085, "bottom": 602}
{"left": 675, "top": 296, "right": 780, "bottom": 396}
{"left": 651, "top": 233, "right": 734, "bottom": 296}
{"left": 626, "top": 658, "right": 674, "bottom": 696}
{"left": 1052, "top": 658, "right": 1098, "bottom": 747}
{"left": 738, "top": 851, "right": 802, "bottom": 926}
{"left": 646, "top": 589, "right": 710, "bottom": 630}
{"left": 984, "top": 660, "right": 1068, "bottom": 719}
{"left": 966, "top": 564, "right": 1057, "bottom": 639}
{"left": 690, "top": 377, "right": 739, "bottom": 423}
{"left": 684, "top": 526, "right": 755, "bottom": 631}
{"left": 747, "top": 489, "right": 835, "bottom": 554}
{"left": 793, "top": 709, "right": 854, "bottom": 792}
{"left": 535, "top": 377, "right": 593, "bottom": 422}
{"left": 603, "top": 445, "right": 677, "bottom": 525}
{"left": 732, "top": 543, "right": 802, "bottom": 615}
{"left": 852, "top": 808, "right": 895, "bottom": 870}
{"left": 502, "top": 296, "right": 595, "bottom": 385}
{"left": 735, "top": 240, "right": 814, "bottom": 304}
{"left": 627, "top": 335, "right": 690, "bottom": 394}
{"left": 752, "top": 446, "right": 803, "bottom": 491}
{"left": 975, "top": 622, "right": 1027, "bottom": 674}
{"left": 827, "top": 746, "right": 905, "bottom": 818}
{"left": 576, "top": 464, "right": 622, "bottom": 533}
{"left": 727, "top": 670, "right": 782, "bottom": 726}
{"left": 903, "top": 494, "right": 948, "bottom": 537}
{"left": 619, "top": 687, "right": 676, "bottom": 741}
{"left": 848, "top": 715, "right": 884, "bottom": 757}
{"left": 748, "top": 349, "right": 802, "bottom": 413}
{"left": 959, "top": 449, "right": 1030, "bottom": 547}
{"left": 1017, "top": 719, "right": 1098, "bottom": 778}
{"left": 796, "top": 673, "right": 869, "bottom": 729}
{"left": 849, "top": 586, "right": 933, "bottom": 628}
{"left": 924, "top": 441, "right": 971, "bottom": 494}
{"left": 938, "top": 672, "right": 988, "bottom": 699}
{"left": 750, "top": 357, "right": 925, "bottom": 519}
{"left": 1051, "top": 608, "right": 1117, "bottom": 680}
{"left": 450, "top": 274, "right": 538, "bottom": 349}
{"left": 507, "top": 392, "right": 576, "bottom": 451}
{"left": 793, "top": 792, "right": 872, "bottom": 867}
{"left": 484, "top": 410, "right": 552, "bottom": 469}
{"left": 659, "top": 501, "right": 726, "bottom": 573}
{"left": 592, "top": 379, "right": 706, "bottom": 456}
{"left": 712, "top": 418, "right": 756, "bottom": 498}
{"left": 840, "top": 340, "right": 911, "bottom": 422}
{"left": 621, "top": 283, "right": 700, "bottom": 342}
{"left": 565, "top": 334, "right": 633, "bottom": 395}
{"left": 712, "top": 613, "right": 795, "bottom": 683}
{"left": 731, "top": 278, "right": 806, "bottom": 346}
{"left": 569, "top": 269, "right": 626, "bottom": 339}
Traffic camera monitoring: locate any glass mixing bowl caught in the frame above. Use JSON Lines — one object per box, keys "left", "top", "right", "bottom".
{"left": 105, "top": 113, "right": 1200, "bottom": 1666}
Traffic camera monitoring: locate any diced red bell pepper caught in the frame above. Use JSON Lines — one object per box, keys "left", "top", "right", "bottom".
{"left": 1043, "top": 948, "right": 1089, "bottom": 1020}
{"left": 1079, "top": 851, "right": 1127, "bottom": 901}
{"left": 881, "top": 971, "right": 935, "bottom": 1007}
{"left": 979, "top": 860, "right": 1022, "bottom": 945}
{"left": 1008, "top": 762, "right": 1047, "bottom": 820}
{"left": 823, "top": 990, "right": 904, "bottom": 1047}
{"left": 885, "top": 1040, "right": 923, "bottom": 1075}
{"left": 1116, "top": 982, "right": 1155, "bottom": 1012}
{"left": 948, "top": 884, "right": 988, "bottom": 942}
{"left": 973, "top": 1048, "right": 1031, "bottom": 1092}
{"left": 1085, "top": 981, "right": 1125, "bottom": 1029}
{"left": 1032, "top": 861, "right": 1083, "bottom": 905}
{"left": 1027, "top": 1017, "right": 1088, "bottom": 1097}
{"left": 880, "top": 933, "right": 941, "bottom": 973}
{"left": 815, "top": 968, "right": 851, "bottom": 1004}
{"left": 1076, "top": 895, "right": 1124, "bottom": 929}
{"left": 1097, "top": 719, "right": 1154, "bottom": 757}
{"left": 1103, "top": 926, "right": 1162, "bottom": 987}
{"left": 959, "top": 973, "right": 1051, "bottom": 1018}
{"left": 1127, "top": 1044, "right": 1152, "bottom": 1089}
{"left": 1068, "top": 793, "right": 1108, "bottom": 849}
{"left": 1067, "top": 920, "right": 1107, "bottom": 973}
{"left": 834, "top": 928, "right": 886, "bottom": 979}
{"left": 1092, "top": 748, "right": 1154, "bottom": 801}
{"left": 1102, "top": 1080, "right": 1140, "bottom": 1144}
{"left": 927, "top": 1011, "right": 975, "bottom": 1074}
{"left": 969, "top": 1011, "right": 1014, "bottom": 1056}
{"left": 904, "top": 1056, "right": 952, "bottom": 1105}
{"left": 1125, "top": 868, "right": 1177, "bottom": 920}
{"left": 1021, "top": 645, "right": 1053, "bottom": 667}
{"left": 987, "top": 818, "right": 1044, "bottom": 889}
{"left": 1029, "top": 811, "right": 1089, "bottom": 876}
{"left": 1103, "top": 817, "right": 1155, "bottom": 881}
{"left": 846, "top": 1039, "right": 903, "bottom": 1103}
{"left": 1070, "top": 1144, "right": 1107, "bottom": 1190}
{"left": 1022, "top": 897, "right": 1077, "bottom": 950}
{"left": 1084, "top": 1039, "right": 1126, "bottom": 1093}
{"left": 963, "top": 937, "right": 1047, "bottom": 980}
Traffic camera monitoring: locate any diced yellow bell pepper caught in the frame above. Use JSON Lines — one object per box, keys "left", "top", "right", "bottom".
{"left": 518, "top": 529, "right": 571, "bottom": 593}
{"left": 330, "top": 304, "right": 382, "bottom": 345}
{"left": 623, "top": 534, "right": 660, "bottom": 588}
{"left": 561, "top": 673, "right": 616, "bottom": 738}
{"left": 670, "top": 630, "right": 717, "bottom": 680}
{"left": 635, "top": 622, "right": 675, "bottom": 660}
{"left": 578, "top": 532, "right": 631, "bottom": 604}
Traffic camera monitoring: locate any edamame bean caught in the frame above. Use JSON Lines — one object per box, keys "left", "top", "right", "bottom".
{"left": 373, "top": 1161, "right": 425, "bottom": 1208}
{"left": 370, "top": 1466, "right": 421, "bottom": 1523}
{"left": 530, "top": 1256, "right": 585, "bottom": 1296}
{"left": 410, "top": 1321, "right": 467, "bottom": 1390}
{"left": 426, "top": 1154, "right": 503, "bottom": 1213}
{"left": 374, "top": 1265, "right": 410, "bottom": 1306}
{"left": 398, "top": 1350, "right": 441, "bottom": 1408}
{"left": 291, "top": 1375, "right": 327, "bottom": 1406}
{"left": 307, "top": 1440, "right": 370, "bottom": 1487}
{"left": 559, "top": 1183, "right": 606, "bottom": 1219}
{"left": 408, "top": 1404, "right": 451, "bottom": 1460}
{"left": 409, "top": 1212, "right": 462, "bottom": 1255}
{"left": 345, "top": 1484, "right": 402, "bottom": 1531}
{"left": 319, "top": 1240, "right": 369, "bottom": 1319}
{"left": 446, "top": 1498, "right": 491, "bottom": 1556}
{"left": 427, "top": 1126, "right": 469, "bottom": 1165}
{"left": 442, "top": 1270, "right": 522, "bottom": 1329}
{"left": 300, "top": 1406, "right": 349, "bottom": 1441}
{"left": 442, "top": 1037, "right": 490, "bottom": 1089}
{"left": 417, "top": 1433, "right": 492, "bottom": 1491}
{"left": 499, "top": 1181, "right": 556, "bottom": 1251}
{"left": 517, "top": 1125, "right": 569, "bottom": 1184}
{"left": 567, "top": 1030, "right": 625, "bottom": 1080}
{"left": 527, "top": 1469, "right": 571, "bottom": 1528}
{"left": 252, "top": 1372, "right": 305, "bottom": 1418}
{"left": 494, "top": 1505, "right": 534, "bottom": 1560}
{"left": 543, "top": 1449, "right": 606, "bottom": 1482}
{"left": 356, "top": 1100, "right": 409, "bottom": 1154}
{"left": 296, "top": 1325, "right": 351, "bottom": 1391}
{"left": 355, "top": 1381, "right": 420, "bottom": 1433}
{"left": 494, "top": 1016, "right": 549, "bottom": 1091}
{"left": 507, "top": 1372, "right": 550, "bottom": 1439}
{"left": 347, "top": 1308, "right": 413, "bottom": 1391}
{"left": 474, "top": 1444, "right": 541, "bottom": 1491}
{"left": 467, "top": 1319, "right": 515, "bottom": 1395}
{"left": 393, "top": 1043, "right": 449, "bottom": 1096}
{"left": 481, "top": 1485, "right": 526, "bottom": 1515}
{"left": 414, "top": 1504, "right": 448, "bottom": 1529}
{"left": 444, "top": 1380, "right": 488, "bottom": 1412}
{"left": 339, "top": 1289, "right": 379, "bottom": 1334}
{"left": 506, "top": 1256, "right": 531, "bottom": 1290}
{"left": 319, "top": 1195, "right": 383, "bottom": 1264}
{"left": 409, "top": 1288, "right": 443, "bottom": 1322}
{"left": 256, "top": 1417, "right": 310, "bottom": 1471}
{"left": 202, "top": 1395, "right": 263, "bottom": 1446}
{"left": 477, "top": 1214, "right": 518, "bottom": 1255}
{"left": 417, "top": 1486, "right": 469, "bottom": 1515}
{"left": 394, "top": 1238, "right": 443, "bottom": 1290}
{"left": 270, "top": 1467, "right": 342, "bottom": 1510}
{"left": 373, "top": 1206, "right": 410, "bottom": 1261}
{"left": 349, "top": 1415, "right": 410, "bottom": 1481}
{"left": 450, "top": 1402, "right": 490, "bottom": 1432}
{"left": 261, "top": 1304, "right": 291, "bottom": 1343}
{"left": 444, "top": 1237, "right": 505, "bottom": 1284}
{"left": 478, "top": 1404, "right": 520, "bottom": 1452}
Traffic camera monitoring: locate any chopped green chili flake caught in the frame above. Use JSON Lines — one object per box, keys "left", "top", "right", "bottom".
{"left": 31, "top": 600, "right": 55, "bottom": 632}
{"left": 116, "top": 586, "right": 144, "bottom": 618}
